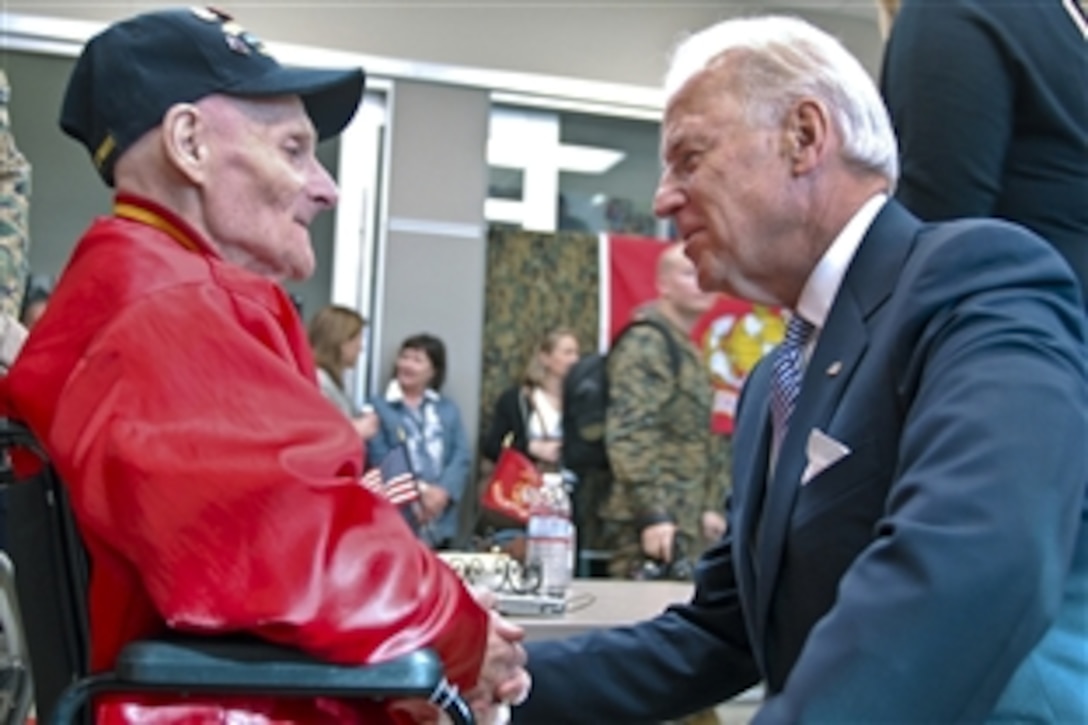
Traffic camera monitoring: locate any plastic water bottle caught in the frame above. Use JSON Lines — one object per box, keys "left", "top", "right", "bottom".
{"left": 525, "top": 472, "right": 575, "bottom": 598}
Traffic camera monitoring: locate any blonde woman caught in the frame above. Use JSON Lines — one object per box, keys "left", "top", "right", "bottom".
{"left": 307, "top": 305, "right": 377, "bottom": 442}
{"left": 482, "top": 328, "right": 580, "bottom": 470}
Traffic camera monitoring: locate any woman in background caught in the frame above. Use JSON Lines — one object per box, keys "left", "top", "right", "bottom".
{"left": 307, "top": 305, "right": 377, "bottom": 444}
{"left": 479, "top": 328, "right": 580, "bottom": 556}
{"left": 481, "top": 327, "right": 580, "bottom": 470}
{"left": 368, "top": 333, "right": 470, "bottom": 549}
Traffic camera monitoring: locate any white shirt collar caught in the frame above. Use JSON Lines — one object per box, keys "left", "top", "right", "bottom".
{"left": 384, "top": 379, "right": 440, "bottom": 404}
{"left": 795, "top": 193, "right": 888, "bottom": 330}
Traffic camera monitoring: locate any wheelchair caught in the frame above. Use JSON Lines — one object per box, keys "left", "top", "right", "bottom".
{"left": 0, "top": 418, "right": 475, "bottom": 724}
{"left": 0, "top": 550, "right": 33, "bottom": 725}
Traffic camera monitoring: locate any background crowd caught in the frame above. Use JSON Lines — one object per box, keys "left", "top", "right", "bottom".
{"left": 0, "top": 1, "right": 1084, "bottom": 724}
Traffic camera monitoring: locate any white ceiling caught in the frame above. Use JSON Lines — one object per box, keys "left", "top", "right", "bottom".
{"left": 4, "top": 0, "right": 885, "bottom": 92}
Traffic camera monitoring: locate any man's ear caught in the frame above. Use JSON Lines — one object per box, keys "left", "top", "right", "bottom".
{"left": 160, "top": 103, "right": 207, "bottom": 184}
{"left": 783, "top": 98, "right": 830, "bottom": 176}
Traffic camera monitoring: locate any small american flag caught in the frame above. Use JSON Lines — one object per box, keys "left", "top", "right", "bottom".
{"left": 361, "top": 445, "right": 420, "bottom": 506}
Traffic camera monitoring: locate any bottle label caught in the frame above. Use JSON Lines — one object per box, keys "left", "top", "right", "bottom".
{"left": 526, "top": 515, "right": 574, "bottom": 597}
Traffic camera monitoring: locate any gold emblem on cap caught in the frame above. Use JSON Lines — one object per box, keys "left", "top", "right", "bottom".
{"left": 826, "top": 360, "right": 843, "bottom": 377}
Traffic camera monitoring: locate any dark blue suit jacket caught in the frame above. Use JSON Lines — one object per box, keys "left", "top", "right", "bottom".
{"left": 515, "top": 201, "right": 1088, "bottom": 723}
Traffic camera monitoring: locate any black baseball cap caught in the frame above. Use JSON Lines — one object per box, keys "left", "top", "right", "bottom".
{"left": 60, "top": 6, "right": 366, "bottom": 186}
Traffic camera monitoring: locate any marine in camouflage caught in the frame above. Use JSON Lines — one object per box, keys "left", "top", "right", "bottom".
{"left": 0, "top": 70, "right": 31, "bottom": 320}
{"left": 602, "top": 303, "right": 731, "bottom": 578}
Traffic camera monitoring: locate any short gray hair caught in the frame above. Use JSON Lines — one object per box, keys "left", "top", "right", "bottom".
{"left": 664, "top": 16, "right": 899, "bottom": 188}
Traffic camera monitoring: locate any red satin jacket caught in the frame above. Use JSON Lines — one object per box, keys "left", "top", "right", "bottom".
{"left": 2, "top": 194, "right": 488, "bottom": 723}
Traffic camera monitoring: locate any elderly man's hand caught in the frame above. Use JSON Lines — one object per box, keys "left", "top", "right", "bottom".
{"left": 465, "top": 590, "right": 531, "bottom": 722}
{"left": 389, "top": 592, "right": 530, "bottom": 724}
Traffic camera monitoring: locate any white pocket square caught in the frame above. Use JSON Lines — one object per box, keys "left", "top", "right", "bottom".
{"left": 801, "top": 428, "right": 851, "bottom": 486}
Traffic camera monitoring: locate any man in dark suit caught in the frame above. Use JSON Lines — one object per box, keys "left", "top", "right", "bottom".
{"left": 513, "top": 15, "right": 1087, "bottom": 724}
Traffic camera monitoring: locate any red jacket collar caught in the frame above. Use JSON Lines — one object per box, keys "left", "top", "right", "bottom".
{"left": 112, "top": 193, "right": 221, "bottom": 259}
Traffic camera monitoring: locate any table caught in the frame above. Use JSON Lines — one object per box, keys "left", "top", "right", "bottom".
{"left": 510, "top": 579, "right": 693, "bottom": 642}
{"left": 509, "top": 578, "right": 765, "bottom": 718}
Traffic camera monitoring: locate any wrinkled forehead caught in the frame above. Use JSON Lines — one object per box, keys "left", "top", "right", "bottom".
{"left": 660, "top": 70, "right": 739, "bottom": 155}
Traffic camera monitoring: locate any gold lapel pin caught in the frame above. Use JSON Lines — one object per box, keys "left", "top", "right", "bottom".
{"left": 826, "top": 360, "right": 843, "bottom": 377}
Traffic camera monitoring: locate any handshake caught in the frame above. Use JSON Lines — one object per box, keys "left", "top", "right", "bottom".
{"left": 464, "top": 588, "right": 533, "bottom": 725}
{"left": 395, "top": 584, "right": 531, "bottom": 725}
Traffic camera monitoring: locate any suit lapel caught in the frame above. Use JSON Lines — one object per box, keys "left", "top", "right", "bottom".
{"left": 728, "top": 358, "right": 773, "bottom": 672}
{"left": 749, "top": 200, "right": 921, "bottom": 641}
{"left": 753, "top": 291, "right": 869, "bottom": 622}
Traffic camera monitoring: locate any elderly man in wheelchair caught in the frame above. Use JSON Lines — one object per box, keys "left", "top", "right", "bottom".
{"left": 0, "top": 7, "right": 529, "bottom": 724}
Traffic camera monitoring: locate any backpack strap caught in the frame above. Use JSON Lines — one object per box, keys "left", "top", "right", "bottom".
{"left": 610, "top": 318, "right": 684, "bottom": 396}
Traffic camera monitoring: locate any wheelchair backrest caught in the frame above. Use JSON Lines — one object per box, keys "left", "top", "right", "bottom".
{"left": 0, "top": 418, "right": 90, "bottom": 723}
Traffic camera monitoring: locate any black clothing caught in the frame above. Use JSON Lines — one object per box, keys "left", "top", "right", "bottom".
{"left": 481, "top": 385, "right": 533, "bottom": 463}
{"left": 881, "top": 0, "right": 1088, "bottom": 305}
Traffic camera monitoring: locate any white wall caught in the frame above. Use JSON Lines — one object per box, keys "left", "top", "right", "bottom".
{"left": 11, "top": 1, "right": 884, "bottom": 88}
{"left": 1, "top": 2, "right": 887, "bottom": 540}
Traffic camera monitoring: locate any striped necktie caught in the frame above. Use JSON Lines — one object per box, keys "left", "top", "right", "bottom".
{"left": 770, "top": 314, "right": 816, "bottom": 450}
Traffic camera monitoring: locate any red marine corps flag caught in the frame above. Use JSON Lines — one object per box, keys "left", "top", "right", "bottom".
{"left": 604, "top": 234, "right": 784, "bottom": 433}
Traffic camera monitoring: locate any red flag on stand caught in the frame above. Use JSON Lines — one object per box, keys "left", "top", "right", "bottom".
{"left": 604, "top": 234, "right": 785, "bottom": 433}
{"left": 607, "top": 234, "right": 668, "bottom": 343}
{"left": 690, "top": 296, "right": 785, "bottom": 433}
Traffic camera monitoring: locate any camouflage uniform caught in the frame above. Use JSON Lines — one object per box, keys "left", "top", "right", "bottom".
{"left": 0, "top": 70, "right": 31, "bottom": 321}
{"left": 601, "top": 304, "right": 730, "bottom": 579}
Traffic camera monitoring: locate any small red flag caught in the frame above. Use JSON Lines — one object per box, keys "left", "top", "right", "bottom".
{"left": 481, "top": 447, "right": 542, "bottom": 524}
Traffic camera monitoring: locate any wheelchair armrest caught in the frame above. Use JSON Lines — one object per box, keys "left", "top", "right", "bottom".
{"left": 57, "top": 639, "right": 475, "bottom": 724}
{"left": 114, "top": 637, "right": 445, "bottom": 699}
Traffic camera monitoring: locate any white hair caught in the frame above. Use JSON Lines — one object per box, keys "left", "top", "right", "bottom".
{"left": 664, "top": 15, "right": 899, "bottom": 188}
